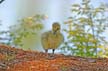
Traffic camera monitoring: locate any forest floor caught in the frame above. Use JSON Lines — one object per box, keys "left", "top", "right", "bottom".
{"left": 0, "top": 44, "right": 108, "bottom": 71}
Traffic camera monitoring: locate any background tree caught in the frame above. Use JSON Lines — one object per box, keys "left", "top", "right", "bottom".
{"left": 9, "top": 14, "right": 47, "bottom": 50}
{"left": 0, "top": 21, "right": 10, "bottom": 44}
{"left": 62, "top": 0, "right": 108, "bottom": 57}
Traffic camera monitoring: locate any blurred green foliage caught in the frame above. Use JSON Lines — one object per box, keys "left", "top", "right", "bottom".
{"left": 62, "top": 0, "right": 108, "bottom": 58}
{"left": 9, "top": 14, "right": 47, "bottom": 50}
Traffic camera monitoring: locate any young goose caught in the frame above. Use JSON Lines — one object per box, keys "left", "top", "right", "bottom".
{"left": 41, "top": 22, "right": 64, "bottom": 54}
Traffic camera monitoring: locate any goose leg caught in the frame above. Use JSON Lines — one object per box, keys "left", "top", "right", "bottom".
{"left": 52, "top": 49, "right": 55, "bottom": 54}
{"left": 46, "top": 49, "right": 55, "bottom": 59}
{"left": 45, "top": 49, "right": 48, "bottom": 53}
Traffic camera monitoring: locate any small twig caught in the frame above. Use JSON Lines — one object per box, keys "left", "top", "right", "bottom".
{"left": 0, "top": 0, "right": 5, "bottom": 4}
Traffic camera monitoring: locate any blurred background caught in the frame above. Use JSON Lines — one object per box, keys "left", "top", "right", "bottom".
{"left": 0, "top": 0, "right": 108, "bottom": 57}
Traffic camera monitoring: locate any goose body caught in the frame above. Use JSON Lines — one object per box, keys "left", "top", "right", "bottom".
{"left": 41, "top": 22, "right": 64, "bottom": 54}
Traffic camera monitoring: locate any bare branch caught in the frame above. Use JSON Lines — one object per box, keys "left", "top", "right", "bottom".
{"left": 0, "top": 0, "right": 5, "bottom": 4}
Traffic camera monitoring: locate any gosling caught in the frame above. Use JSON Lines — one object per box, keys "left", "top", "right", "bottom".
{"left": 41, "top": 22, "right": 64, "bottom": 54}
